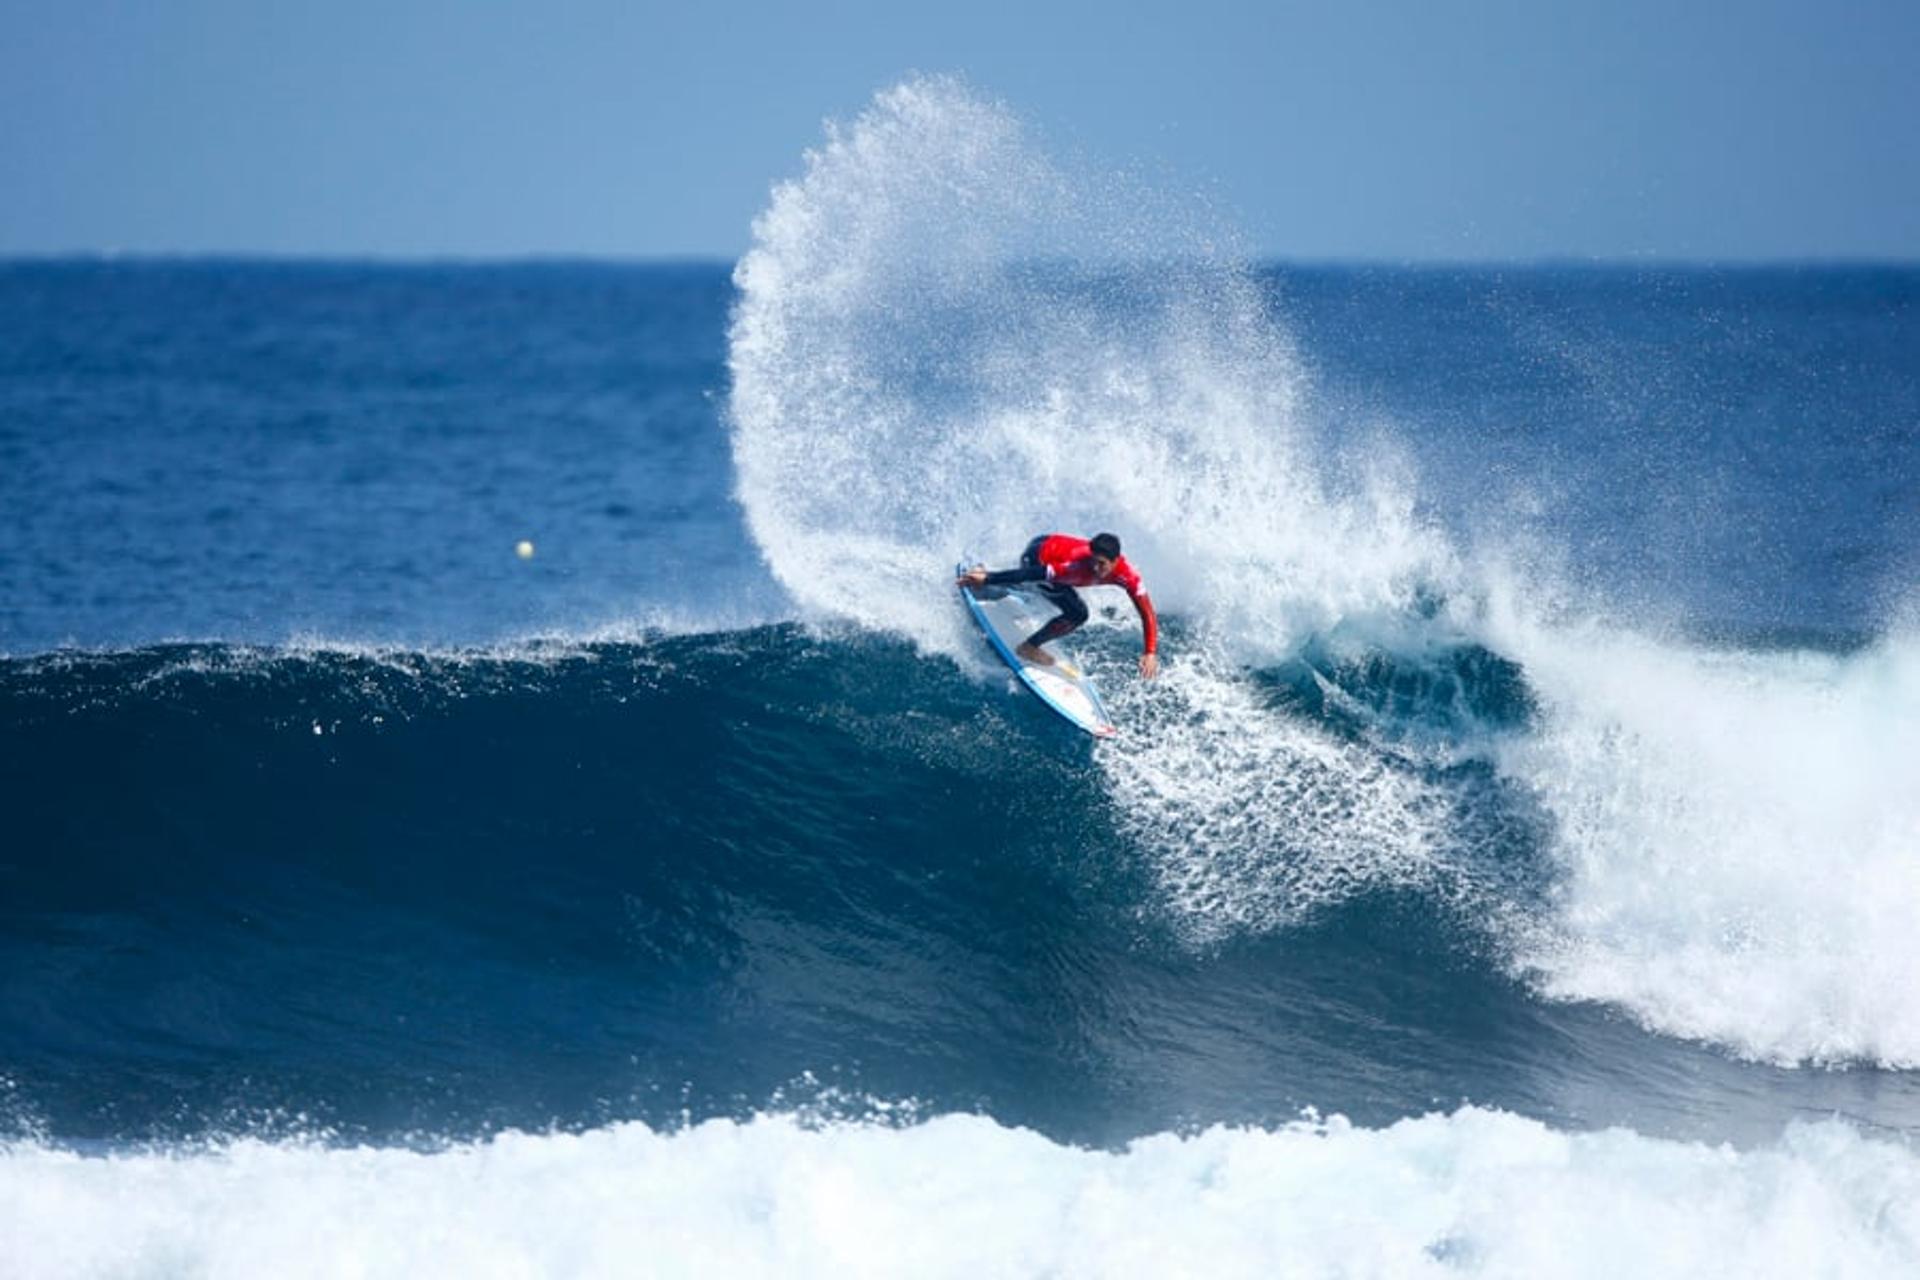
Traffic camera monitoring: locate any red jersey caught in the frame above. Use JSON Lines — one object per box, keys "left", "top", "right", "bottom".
{"left": 1033, "top": 534, "right": 1159, "bottom": 653}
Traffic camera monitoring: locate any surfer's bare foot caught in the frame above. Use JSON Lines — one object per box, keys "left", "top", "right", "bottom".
{"left": 1016, "top": 642, "right": 1055, "bottom": 667}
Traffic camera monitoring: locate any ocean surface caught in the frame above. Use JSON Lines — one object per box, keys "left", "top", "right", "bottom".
{"left": 4, "top": 80, "right": 1919, "bottom": 1276}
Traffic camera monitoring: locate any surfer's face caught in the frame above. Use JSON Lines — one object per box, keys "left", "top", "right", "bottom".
{"left": 1089, "top": 554, "right": 1117, "bottom": 578}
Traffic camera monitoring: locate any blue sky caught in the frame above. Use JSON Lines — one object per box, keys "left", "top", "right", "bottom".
{"left": 4, "top": 0, "right": 1916, "bottom": 260}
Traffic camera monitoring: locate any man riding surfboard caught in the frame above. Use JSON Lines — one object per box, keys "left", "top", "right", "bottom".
{"left": 957, "top": 532, "right": 1160, "bottom": 679}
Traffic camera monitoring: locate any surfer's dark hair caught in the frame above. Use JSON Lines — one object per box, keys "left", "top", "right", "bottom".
{"left": 1090, "top": 532, "right": 1121, "bottom": 559}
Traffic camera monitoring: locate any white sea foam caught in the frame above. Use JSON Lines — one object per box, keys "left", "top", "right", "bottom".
{"left": 1484, "top": 594, "right": 1920, "bottom": 1067}
{"left": 4, "top": 1107, "right": 1916, "bottom": 1279}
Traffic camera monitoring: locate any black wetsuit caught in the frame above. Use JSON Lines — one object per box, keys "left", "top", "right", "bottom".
{"left": 982, "top": 536, "right": 1089, "bottom": 648}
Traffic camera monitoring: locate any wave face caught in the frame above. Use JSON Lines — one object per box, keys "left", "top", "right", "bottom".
{"left": 6, "top": 638, "right": 1915, "bottom": 1152}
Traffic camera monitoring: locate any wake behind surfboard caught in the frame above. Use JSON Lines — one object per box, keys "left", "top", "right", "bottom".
{"left": 959, "top": 569, "right": 1118, "bottom": 738}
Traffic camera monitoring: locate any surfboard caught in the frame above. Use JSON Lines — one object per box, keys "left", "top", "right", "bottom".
{"left": 958, "top": 570, "right": 1118, "bottom": 739}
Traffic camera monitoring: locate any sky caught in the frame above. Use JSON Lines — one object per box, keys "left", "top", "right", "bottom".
{"left": 3, "top": 0, "right": 1917, "bottom": 261}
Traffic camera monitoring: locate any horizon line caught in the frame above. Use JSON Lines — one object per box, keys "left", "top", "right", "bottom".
{"left": 4, "top": 250, "right": 1918, "bottom": 271}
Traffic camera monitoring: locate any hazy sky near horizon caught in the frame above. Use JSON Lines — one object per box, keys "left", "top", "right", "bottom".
{"left": 4, "top": 1, "right": 1917, "bottom": 261}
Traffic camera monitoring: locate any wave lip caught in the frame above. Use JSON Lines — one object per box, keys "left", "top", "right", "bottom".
{"left": 5, "top": 1106, "right": 1917, "bottom": 1279}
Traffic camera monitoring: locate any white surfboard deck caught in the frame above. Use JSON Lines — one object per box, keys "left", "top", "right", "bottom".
{"left": 959, "top": 572, "right": 1118, "bottom": 739}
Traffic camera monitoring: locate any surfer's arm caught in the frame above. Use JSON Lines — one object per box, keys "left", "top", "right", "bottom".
{"left": 981, "top": 564, "right": 1047, "bottom": 586}
{"left": 1131, "top": 588, "right": 1160, "bottom": 678}
{"left": 1130, "top": 588, "right": 1158, "bottom": 654}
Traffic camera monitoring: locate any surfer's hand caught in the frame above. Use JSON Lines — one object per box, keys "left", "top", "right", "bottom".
{"left": 1139, "top": 652, "right": 1160, "bottom": 680}
{"left": 958, "top": 567, "right": 988, "bottom": 586}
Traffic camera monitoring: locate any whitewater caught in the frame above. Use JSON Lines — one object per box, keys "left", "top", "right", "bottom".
{"left": 7, "top": 1109, "right": 1917, "bottom": 1279}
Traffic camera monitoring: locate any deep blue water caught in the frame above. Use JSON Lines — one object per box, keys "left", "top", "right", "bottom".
{"left": 1, "top": 261, "right": 765, "bottom": 652}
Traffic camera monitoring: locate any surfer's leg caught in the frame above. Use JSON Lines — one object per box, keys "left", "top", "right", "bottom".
{"left": 1052, "top": 584, "right": 1090, "bottom": 630}
{"left": 1020, "top": 585, "right": 1087, "bottom": 659}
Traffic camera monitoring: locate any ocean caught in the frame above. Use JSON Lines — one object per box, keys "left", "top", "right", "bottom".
{"left": 3, "top": 79, "right": 1918, "bottom": 1276}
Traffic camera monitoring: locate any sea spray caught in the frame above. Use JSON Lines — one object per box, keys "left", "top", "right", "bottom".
{"left": 728, "top": 76, "right": 1453, "bottom": 658}
{"left": 727, "top": 75, "right": 1468, "bottom": 934}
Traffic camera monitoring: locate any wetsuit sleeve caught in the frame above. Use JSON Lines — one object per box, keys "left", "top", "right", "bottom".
{"left": 1132, "top": 588, "right": 1159, "bottom": 654}
{"left": 983, "top": 564, "right": 1047, "bottom": 585}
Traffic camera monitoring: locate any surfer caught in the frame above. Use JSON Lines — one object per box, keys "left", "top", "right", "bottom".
{"left": 958, "top": 533, "right": 1160, "bottom": 678}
